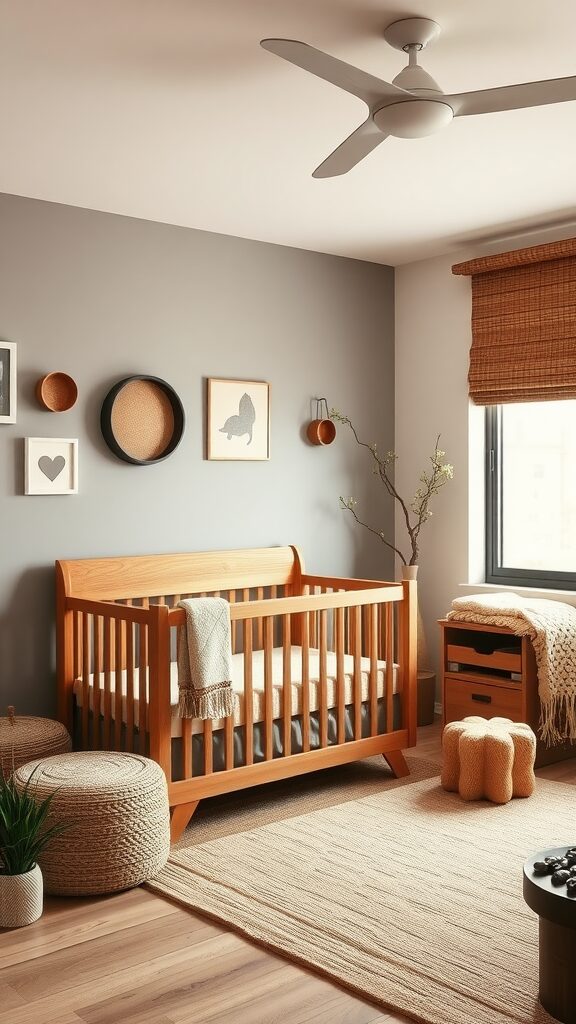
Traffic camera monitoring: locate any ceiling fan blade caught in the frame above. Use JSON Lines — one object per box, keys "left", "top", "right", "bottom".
{"left": 447, "top": 75, "right": 576, "bottom": 117}
{"left": 260, "top": 38, "right": 410, "bottom": 108}
{"left": 312, "top": 118, "right": 387, "bottom": 178}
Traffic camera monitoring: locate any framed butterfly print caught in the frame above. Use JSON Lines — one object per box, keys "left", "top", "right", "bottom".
{"left": 207, "top": 378, "right": 270, "bottom": 460}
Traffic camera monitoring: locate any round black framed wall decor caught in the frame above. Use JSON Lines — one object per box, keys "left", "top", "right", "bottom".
{"left": 100, "top": 375, "right": 185, "bottom": 465}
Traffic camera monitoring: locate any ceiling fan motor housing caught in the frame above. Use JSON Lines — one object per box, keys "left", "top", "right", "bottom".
{"left": 373, "top": 99, "right": 454, "bottom": 139}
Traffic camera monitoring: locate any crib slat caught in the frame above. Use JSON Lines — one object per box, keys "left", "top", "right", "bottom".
{"left": 224, "top": 715, "right": 234, "bottom": 772}
{"left": 353, "top": 605, "right": 362, "bottom": 740}
{"left": 336, "top": 607, "right": 346, "bottom": 744}
{"left": 282, "top": 614, "right": 291, "bottom": 757}
{"left": 328, "top": 593, "right": 336, "bottom": 652}
{"left": 318, "top": 609, "right": 327, "bottom": 748}
{"left": 369, "top": 603, "right": 378, "bottom": 736}
{"left": 309, "top": 586, "right": 319, "bottom": 649}
{"left": 203, "top": 720, "right": 213, "bottom": 775}
{"left": 264, "top": 616, "right": 273, "bottom": 761}
{"left": 182, "top": 718, "right": 193, "bottom": 780}
{"left": 103, "top": 616, "right": 112, "bottom": 748}
{"left": 363, "top": 604, "right": 370, "bottom": 659}
{"left": 81, "top": 613, "right": 90, "bottom": 749}
{"left": 229, "top": 590, "right": 237, "bottom": 653}
{"left": 223, "top": 598, "right": 234, "bottom": 770}
{"left": 256, "top": 587, "right": 264, "bottom": 649}
{"left": 126, "top": 620, "right": 135, "bottom": 751}
{"left": 244, "top": 620, "right": 254, "bottom": 766}
{"left": 300, "top": 609, "right": 310, "bottom": 753}
{"left": 140, "top": 598, "right": 150, "bottom": 750}
{"left": 73, "top": 611, "right": 81, "bottom": 681}
{"left": 93, "top": 615, "right": 102, "bottom": 750}
{"left": 386, "top": 602, "right": 394, "bottom": 734}
{"left": 114, "top": 618, "right": 124, "bottom": 749}
{"left": 138, "top": 622, "right": 147, "bottom": 754}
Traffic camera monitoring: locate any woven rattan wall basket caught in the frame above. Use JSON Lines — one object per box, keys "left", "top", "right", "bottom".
{"left": 36, "top": 372, "right": 78, "bottom": 412}
{"left": 100, "top": 375, "right": 185, "bottom": 465}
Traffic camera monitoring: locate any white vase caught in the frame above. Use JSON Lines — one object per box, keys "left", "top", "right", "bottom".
{"left": 400, "top": 564, "right": 430, "bottom": 671}
{"left": 0, "top": 864, "right": 43, "bottom": 928}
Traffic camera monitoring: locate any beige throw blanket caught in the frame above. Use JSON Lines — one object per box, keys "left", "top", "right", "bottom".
{"left": 177, "top": 597, "right": 235, "bottom": 720}
{"left": 448, "top": 592, "right": 576, "bottom": 745}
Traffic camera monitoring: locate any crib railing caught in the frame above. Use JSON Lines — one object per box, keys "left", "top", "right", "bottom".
{"left": 59, "top": 577, "right": 416, "bottom": 818}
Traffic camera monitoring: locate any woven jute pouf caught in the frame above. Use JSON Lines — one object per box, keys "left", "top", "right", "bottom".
{"left": 13, "top": 751, "right": 170, "bottom": 895}
{"left": 0, "top": 714, "right": 71, "bottom": 779}
{"left": 441, "top": 715, "right": 536, "bottom": 804}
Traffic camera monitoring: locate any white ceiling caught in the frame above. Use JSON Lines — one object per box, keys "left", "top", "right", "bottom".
{"left": 1, "top": 0, "right": 576, "bottom": 265}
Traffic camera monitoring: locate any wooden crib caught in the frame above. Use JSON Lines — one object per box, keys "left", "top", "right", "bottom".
{"left": 56, "top": 546, "right": 417, "bottom": 840}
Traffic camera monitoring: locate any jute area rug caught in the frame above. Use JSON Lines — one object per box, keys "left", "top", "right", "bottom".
{"left": 148, "top": 760, "right": 572, "bottom": 1024}
{"left": 170, "top": 753, "right": 439, "bottom": 848}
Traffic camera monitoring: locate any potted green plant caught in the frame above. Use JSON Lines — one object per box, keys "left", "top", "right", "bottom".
{"left": 0, "top": 714, "right": 66, "bottom": 928}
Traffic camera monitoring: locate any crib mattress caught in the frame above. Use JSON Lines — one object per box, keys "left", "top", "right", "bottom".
{"left": 73, "top": 646, "right": 399, "bottom": 739}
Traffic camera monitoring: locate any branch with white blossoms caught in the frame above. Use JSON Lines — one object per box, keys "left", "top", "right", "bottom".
{"left": 331, "top": 410, "right": 454, "bottom": 566}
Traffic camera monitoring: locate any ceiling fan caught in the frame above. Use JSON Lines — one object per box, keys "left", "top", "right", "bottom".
{"left": 260, "top": 17, "right": 576, "bottom": 178}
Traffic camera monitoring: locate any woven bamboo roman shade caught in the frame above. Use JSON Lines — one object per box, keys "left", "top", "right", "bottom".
{"left": 452, "top": 237, "right": 576, "bottom": 405}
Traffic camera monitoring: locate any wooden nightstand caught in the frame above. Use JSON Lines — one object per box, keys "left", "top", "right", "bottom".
{"left": 439, "top": 618, "right": 576, "bottom": 768}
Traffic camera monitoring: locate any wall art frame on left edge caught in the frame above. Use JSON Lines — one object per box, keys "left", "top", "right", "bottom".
{"left": 25, "top": 437, "right": 78, "bottom": 495}
{"left": 0, "top": 342, "right": 17, "bottom": 423}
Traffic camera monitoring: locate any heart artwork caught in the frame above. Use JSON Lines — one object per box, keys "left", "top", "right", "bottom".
{"left": 38, "top": 455, "right": 66, "bottom": 481}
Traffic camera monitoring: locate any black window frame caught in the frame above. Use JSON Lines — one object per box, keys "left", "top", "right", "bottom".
{"left": 485, "top": 404, "right": 576, "bottom": 591}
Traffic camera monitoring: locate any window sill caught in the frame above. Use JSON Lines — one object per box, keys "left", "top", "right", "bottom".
{"left": 459, "top": 581, "right": 576, "bottom": 604}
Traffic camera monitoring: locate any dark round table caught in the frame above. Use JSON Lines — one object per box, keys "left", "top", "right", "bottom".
{"left": 523, "top": 847, "right": 576, "bottom": 1024}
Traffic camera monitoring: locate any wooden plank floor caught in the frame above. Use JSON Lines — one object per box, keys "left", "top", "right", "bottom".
{"left": 2, "top": 721, "right": 575, "bottom": 1024}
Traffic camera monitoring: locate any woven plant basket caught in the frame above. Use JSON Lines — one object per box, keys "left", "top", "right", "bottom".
{"left": 13, "top": 751, "right": 170, "bottom": 896}
{"left": 0, "top": 715, "right": 71, "bottom": 779}
{"left": 0, "top": 864, "right": 43, "bottom": 928}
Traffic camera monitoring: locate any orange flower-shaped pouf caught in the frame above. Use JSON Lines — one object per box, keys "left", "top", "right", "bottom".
{"left": 441, "top": 716, "right": 536, "bottom": 804}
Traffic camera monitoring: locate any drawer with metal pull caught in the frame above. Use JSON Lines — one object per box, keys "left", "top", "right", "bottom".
{"left": 444, "top": 676, "right": 522, "bottom": 724}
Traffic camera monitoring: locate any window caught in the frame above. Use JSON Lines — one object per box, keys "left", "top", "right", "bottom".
{"left": 486, "top": 402, "right": 576, "bottom": 589}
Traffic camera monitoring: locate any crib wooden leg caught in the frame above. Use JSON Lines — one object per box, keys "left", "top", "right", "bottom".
{"left": 170, "top": 801, "right": 199, "bottom": 843}
{"left": 382, "top": 750, "right": 410, "bottom": 778}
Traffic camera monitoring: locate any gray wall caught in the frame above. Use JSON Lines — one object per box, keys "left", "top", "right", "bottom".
{"left": 0, "top": 194, "right": 394, "bottom": 716}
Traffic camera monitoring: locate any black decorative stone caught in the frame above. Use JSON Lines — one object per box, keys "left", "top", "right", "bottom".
{"left": 552, "top": 870, "right": 571, "bottom": 886}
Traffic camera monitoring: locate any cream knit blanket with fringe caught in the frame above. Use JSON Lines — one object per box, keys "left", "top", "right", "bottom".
{"left": 177, "top": 597, "right": 235, "bottom": 720}
{"left": 448, "top": 592, "right": 576, "bottom": 745}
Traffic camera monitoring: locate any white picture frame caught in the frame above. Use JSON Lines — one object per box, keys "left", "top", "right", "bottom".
{"left": 0, "top": 342, "right": 17, "bottom": 424}
{"left": 207, "top": 378, "right": 271, "bottom": 461}
{"left": 25, "top": 437, "right": 79, "bottom": 495}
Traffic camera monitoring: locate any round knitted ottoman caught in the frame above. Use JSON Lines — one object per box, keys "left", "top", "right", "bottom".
{"left": 0, "top": 712, "right": 71, "bottom": 779}
{"left": 13, "top": 751, "right": 170, "bottom": 895}
{"left": 441, "top": 716, "right": 536, "bottom": 804}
